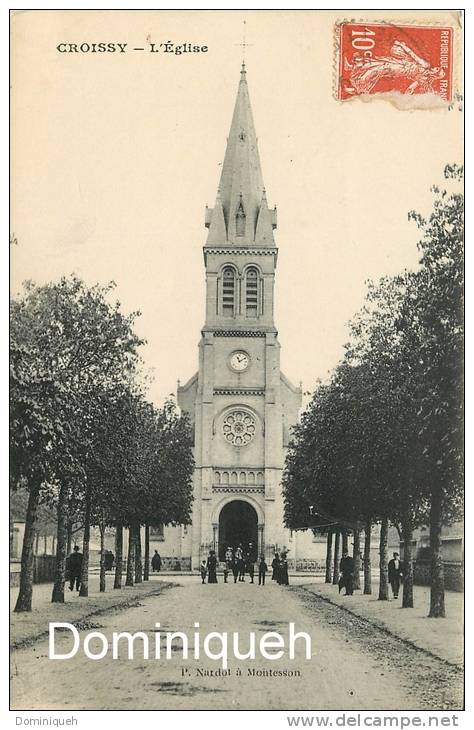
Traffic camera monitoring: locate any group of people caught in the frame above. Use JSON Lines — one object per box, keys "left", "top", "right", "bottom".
{"left": 337, "top": 550, "right": 404, "bottom": 599}
{"left": 200, "top": 545, "right": 290, "bottom": 587}
{"left": 270, "top": 551, "right": 289, "bottom": 585}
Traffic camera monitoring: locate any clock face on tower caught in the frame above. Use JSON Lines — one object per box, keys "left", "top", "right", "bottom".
{"left": 229, "top": 350, "right": 250, "bottom": 372}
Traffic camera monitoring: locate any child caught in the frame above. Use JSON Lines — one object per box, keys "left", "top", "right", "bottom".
{"left": 200, "top": 560, "right": 207, "bottom": 584}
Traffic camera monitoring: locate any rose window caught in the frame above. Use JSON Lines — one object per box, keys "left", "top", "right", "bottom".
{"left": 222, "top": 410, "right": 256, "bottom": 446}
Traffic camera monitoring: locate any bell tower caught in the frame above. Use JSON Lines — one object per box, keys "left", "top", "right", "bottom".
{"left": 178, "top": 64, "right": 302, "bottom": 569}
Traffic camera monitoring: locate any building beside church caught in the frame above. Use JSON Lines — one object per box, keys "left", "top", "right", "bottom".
{"left": 158, "top": 64, "right": 322, "bottom": 570}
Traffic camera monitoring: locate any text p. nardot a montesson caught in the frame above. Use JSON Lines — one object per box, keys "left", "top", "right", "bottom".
{"left": 56, "top": 42, "right": 209, "bottom": 54}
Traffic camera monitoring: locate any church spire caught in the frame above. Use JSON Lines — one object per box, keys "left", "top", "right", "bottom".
{"left": 205, "top": 64, "right": 276, "bottom": 246}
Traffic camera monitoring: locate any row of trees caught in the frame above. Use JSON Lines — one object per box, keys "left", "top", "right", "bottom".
{"left": 10, "top": 276, "right": 194, "bottom": 611}
{"left": 283, "top": 165, "right": 463, "bottom": 617}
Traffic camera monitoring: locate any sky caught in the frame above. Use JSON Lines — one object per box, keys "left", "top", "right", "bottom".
{"left": 11, "top": 9, "right": 463, "bottom": 406}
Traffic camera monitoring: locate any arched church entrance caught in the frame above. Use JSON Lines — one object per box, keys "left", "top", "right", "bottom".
{"left": 218, "top": 500, "right": 258, "bottom": 561}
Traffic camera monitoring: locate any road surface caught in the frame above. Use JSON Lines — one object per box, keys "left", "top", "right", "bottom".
{"left": 10, "top": 576, "right": 462, "bottom": 711}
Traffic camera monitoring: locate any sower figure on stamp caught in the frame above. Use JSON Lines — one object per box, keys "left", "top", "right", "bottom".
{"left": 68, "top": 545, "right": 82, "bottom": 592}
{"left": 258, "top": 555, "right": 268, "bottom": 585}
{"left": 339, "top": 550, "right": 355, "bottom": 595}
{"left": 388, "top": 552, "right": 403, "bottom": 598}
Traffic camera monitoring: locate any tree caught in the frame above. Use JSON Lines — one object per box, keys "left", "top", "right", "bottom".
{"left": 10, "top": 276, "right": 144, "bottom": 609}
{"left": 408, "top": 165, "right": 463, "bottom": 617}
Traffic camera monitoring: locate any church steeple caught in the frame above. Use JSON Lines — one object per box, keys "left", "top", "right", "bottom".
{"left": 205, "top": 63, "right": 276, "bottom": 246}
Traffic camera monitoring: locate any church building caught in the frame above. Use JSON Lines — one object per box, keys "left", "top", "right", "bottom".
{"left": 157, "top": 65, "right": 322, "bottom": 570}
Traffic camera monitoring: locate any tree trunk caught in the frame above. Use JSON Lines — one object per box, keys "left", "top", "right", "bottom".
{"left": 363, "top": 518, "right": 372, "bottom": 595}
{"left": 401, "top": 519, "right": 414, "bottom": 608}
{"left": 125, "top": 525, "right": 135, "bottom": 586}
{"left": 144, "top": 524, "right": 150, "bottom": 581}
{"left": 43, "top": 534, "right": 47, "bottom": 555}
{"left": 429, "top": 490, "right": 445, "bottom": 617}
{"left": 353, "top": 527, "right": 361, "bottom": 590}
{"left": 99, "top": 521, "right": 106, "bottom": 593}
{"left": 332, "top": 530, "right": 341, "bottom": 585}
{"left": 341, "top": 529, "right": 349, "bottom": 555}
{"left": 79, "top": 486, "right": 91, "bottom": 597}
{"left": 34, "top": 531, "right": 40, "bottom": 555}
{"left": 66, "top": 520, "right": 72, "bottom": 556}
{"left": 51, "top": 482, "right": 68, "bottom": 603}
{"left": 378, "top": 516, "right": 389, "bottom": 601}
{"left": 325, "top": 530, "right": 333, "bottom": 583}
{"left": 14, "top": 482, "right": 41, "bottom": 612}
{"left": 114, "top": 523, "right": 123, "bottom": 589}
{"left": 135, "top": 523, "right": 143, "bottom": 583}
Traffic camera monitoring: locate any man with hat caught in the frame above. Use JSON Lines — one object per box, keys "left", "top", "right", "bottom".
{"left": 388, "top": 551, "right": 404, "bottom": 599}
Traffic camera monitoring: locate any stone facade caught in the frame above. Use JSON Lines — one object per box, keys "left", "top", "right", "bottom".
{"left": 176, "top": 65, "right": 304, "bottom": 569}
{"left": 155, "top": 65, "right": 330, "bottom": 570}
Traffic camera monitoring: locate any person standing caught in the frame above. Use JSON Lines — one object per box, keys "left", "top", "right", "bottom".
{"left": 104, "top": 550, "right": 114, "bottom": 571}
{"left": 246, "top": 556, "right": 255, "bottom": 584}
{"left": 271, "top": 553, "right": 280, "bottom": 582}
{"left": 232, "top": 553, "right": 240, "bottom": 583}
{"left": 200, "top": 560, "right": 207, "bottom": 584}
{"left": 207, "top": 549, "right": 218, "bottom": 583}
{"left": 68, "top": 545, "right": 82, "bottom": 592}
{"left": 235, "top": 545, "right": 245, "bottom": 582}
{"left": 258, "top": 555, "right": 268, "bottom": 585}
{"left": 225, "top": 546, "right": 233, "bottom": 564}
{"left": 388, "top": 552, "right": 403, "bottom": 598}
{"left": 151, "top": 550, "right": 162, "bottom": 573}
{"left": 279, "top": 552, "right": 289, "bottom": 585}
{"left": 339, "top": 550, "right": 355, "bottom": 595}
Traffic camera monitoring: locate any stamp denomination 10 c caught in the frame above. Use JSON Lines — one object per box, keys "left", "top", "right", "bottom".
{"left": 338, "top": 23, "right": 453, "bottom": 101}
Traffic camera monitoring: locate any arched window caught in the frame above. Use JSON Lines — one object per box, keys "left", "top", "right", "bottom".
{"left": 222, "top": 267, "right": 236, "bottom": 317}
{"left": 245, "top": 267, "right": 259, "bottom": 318}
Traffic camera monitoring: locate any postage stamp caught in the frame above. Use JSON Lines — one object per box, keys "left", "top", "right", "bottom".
{"left": 337, "top": 23, "right": 453, "bottom": 101}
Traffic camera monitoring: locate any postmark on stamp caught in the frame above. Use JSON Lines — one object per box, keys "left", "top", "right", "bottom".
{"left": 337, "top": 23, "right": 453, "bottom": 102}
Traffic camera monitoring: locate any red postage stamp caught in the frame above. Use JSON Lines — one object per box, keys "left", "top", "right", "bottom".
{"left": 338, "top": 22, "right": 453, "bottom": 101}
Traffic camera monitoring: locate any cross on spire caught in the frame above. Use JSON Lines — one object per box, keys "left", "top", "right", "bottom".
{"left": 235, "top": 20, "right": 254, "bottom": 63}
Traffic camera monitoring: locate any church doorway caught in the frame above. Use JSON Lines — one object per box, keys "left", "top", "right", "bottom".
{"left": 218, "top": 500, "right": 258, "bottom": 561}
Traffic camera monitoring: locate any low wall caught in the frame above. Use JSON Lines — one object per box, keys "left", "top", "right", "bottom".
{"left": 414, "top": 560, "right": 463, "bottom": 592}
{"left": 10, "top": 556, "right": 57, "bottom": 587}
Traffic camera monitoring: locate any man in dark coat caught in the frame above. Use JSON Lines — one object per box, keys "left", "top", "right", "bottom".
{"left": 246, "top": 555, "right": 255, "bottom": 584}
{"left": 388, "top": 552, "right": 403, "bottom": 598}
{"left": 68, "top": 545, "right": 82, "bottom": 592}
{"left": 258, "top": 555, "right": 268, "bottom": 585}
{"left": 104, "top": 550, "right": 114, "bottom": 571}
{"left": 339, "top": 551, "right": 355, "bottom": 595}
{"left": 151, "top": 550, "right": 162, "bottom": 573}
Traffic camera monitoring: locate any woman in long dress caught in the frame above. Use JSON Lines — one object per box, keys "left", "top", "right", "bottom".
{"left": 271, "top": 553, "right": 280, "bottom": 582}
{"left": 207, "top": 550, "right": 218, "bottom": 583}
{"left": 279, "top": 552, "right": 289, "bottom": 586}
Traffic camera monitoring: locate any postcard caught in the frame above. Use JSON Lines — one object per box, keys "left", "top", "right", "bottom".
{"left": 10, "top": 9, "right": 464, "bottom": 716}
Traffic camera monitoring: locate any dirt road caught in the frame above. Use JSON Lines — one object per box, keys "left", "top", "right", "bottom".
{"left": 10, "top": 576, "right": 462, "bottom": 711}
